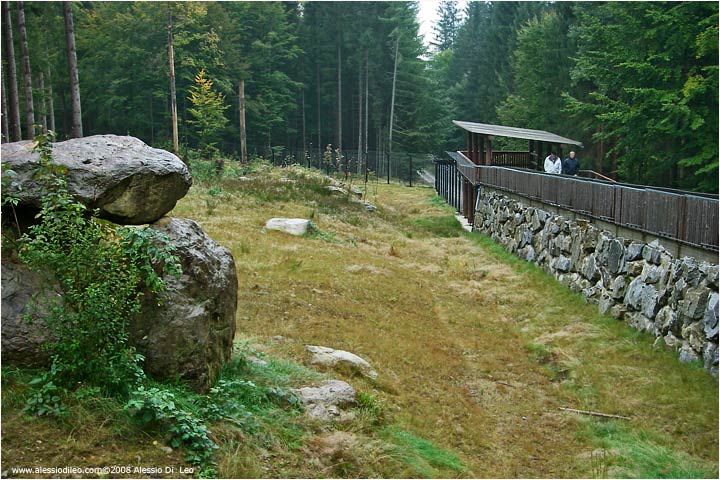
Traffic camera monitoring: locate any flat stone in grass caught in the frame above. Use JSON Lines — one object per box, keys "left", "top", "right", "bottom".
{"left": 265, "top": 218, "right": 311, "bottom": 236}
{"left": 306, "top": 345, "right": 378, "bottom": 379}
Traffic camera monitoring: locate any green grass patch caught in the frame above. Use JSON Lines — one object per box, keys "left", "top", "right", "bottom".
{"left": 409, "top": 215, "right": 464, "bottom": 238}
{"left": 381, "top": 426, "right": 466, "bottom": 477}
{"left": 578, "top": 420, "right": 719, "bottom": 478}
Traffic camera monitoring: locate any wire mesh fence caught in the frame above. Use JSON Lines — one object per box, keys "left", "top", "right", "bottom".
{"left": 242, "top": 145, "right": 435, "bottom": 185}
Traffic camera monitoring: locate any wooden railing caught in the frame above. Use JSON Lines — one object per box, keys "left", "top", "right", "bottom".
{"left": 435, "top": 152, "right": 719, "bottom": 252}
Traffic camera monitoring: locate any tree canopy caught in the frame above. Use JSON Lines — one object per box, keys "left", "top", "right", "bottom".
{"left": 1, "top": 1, "right": 716, "bottom": 192}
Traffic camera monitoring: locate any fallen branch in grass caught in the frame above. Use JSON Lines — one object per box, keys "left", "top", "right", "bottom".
{"left": 559, "top": 407, "right": 630, "bottom": 421}
{"left": 494, "top": 381, "right": 515, "bottom": 388}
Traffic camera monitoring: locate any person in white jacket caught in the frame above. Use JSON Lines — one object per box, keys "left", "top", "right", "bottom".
{"left": 544, "top": 152, "right": 562, "bottom": 174}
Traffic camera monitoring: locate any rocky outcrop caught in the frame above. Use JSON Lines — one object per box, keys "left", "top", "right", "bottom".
{"left": 1, "top": 138, "right": 238, "bottom": 392}
{"left": 1, "top": 135, "right": 191, "bottom": 224}
{"left": 131, "top": 217, "right": 238, "bottom": 393}
{"left": 475, "top": 188, "right": 719, "bottom": 376}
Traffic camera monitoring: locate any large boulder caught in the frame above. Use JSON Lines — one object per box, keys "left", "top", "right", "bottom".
{"left": 1, "top": 135, "right": 191, "bottom": 225}
{"left": 131, "top": 217, "right": 238, "bottom": 393}
{"left": 2, "top": 218, "right": 238, "bottom": 393}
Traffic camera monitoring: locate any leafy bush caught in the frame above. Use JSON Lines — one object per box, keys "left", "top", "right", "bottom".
{"left": 125, "top": 386, "right": 218, "bottom": 472}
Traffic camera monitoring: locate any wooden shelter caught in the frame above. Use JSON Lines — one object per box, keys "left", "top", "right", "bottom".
{"left": 453, "top": 120, "right": 582, "bottom": 170}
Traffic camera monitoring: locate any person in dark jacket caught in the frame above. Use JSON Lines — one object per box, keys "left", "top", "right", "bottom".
{"left": 563, "top": 151, "right": 580, "bottom": 175}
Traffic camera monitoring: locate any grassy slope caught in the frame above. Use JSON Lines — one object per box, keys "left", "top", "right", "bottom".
{"left": 172, "top": 165, "right": 717, "bottom": 478}
{"left": 2, "top": 164, "right": 717, "bottom": 478}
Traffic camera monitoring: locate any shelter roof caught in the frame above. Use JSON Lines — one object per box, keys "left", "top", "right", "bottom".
{"left": 453, "top": 120, "right": 583, "bottom": 146}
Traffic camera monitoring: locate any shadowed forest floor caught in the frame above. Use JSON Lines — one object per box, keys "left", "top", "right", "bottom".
{"left": 2, "top": 164, "right": 717, "bottom": 478}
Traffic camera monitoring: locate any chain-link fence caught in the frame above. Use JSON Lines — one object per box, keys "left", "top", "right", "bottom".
{"left": 239, "top": 145, "right": 435, "bottom": 185}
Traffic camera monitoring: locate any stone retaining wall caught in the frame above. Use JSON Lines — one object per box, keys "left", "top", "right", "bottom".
{"left": 474, "top": 187, "right": 719, "bottom": 376}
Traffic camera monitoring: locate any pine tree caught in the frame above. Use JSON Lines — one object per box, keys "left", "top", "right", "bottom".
{"left": 187, "top": 68, "right": 229, "bottom": 156}
{"left": 432, "top": 1, "right": 462, "bottom": 52}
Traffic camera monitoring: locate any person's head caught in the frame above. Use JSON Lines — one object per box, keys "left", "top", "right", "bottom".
{"left": 550, "top": 151, "right": 557, "bottom": 158}
{"left": 569, "top": 151, "right": 575, "bottom": 158}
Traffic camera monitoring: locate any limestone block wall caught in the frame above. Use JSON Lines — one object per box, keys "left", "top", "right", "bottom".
{"left": 474, "top": 188, "right": 719, "bottom": 376}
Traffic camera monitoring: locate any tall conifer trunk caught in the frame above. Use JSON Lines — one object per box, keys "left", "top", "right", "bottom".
{"left": 63, "top": 1, "right": 82, "bottom": 138}
{"left": 2, "top": 1, "right": 21, "bottom": 141}
{"left": 387, "top": 34, "right": 400, "bottom": 184}
{"left": 45, "top": 61, "right": 55, "bottom": 132}
{"left": 357, "top": 59, "right": 363, "bottom": 175}
{"left": 167, "top": 4, "right": 178, "bottom": 154}
{"left": 316, "top": 62, "right": 321, "bottom": 167}
{"left": 336, "top": 33, "right": 342, "bottom": 154}
{"left": 238, "top": 79, "right": 247, "bottom": 163}
{"left": 364, "top": 50, "right": 369, "bottom": 181}
{"left": 1, "top": 72, "right": 8, "bottom": 141}
{"left": 17, "top": 1, "right": 34, "bottom": 139}
{"left": 38, "top": 71, "right": 47, "bottom": 132}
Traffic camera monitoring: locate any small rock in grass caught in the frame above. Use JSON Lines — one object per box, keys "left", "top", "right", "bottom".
{"left": 265, "top": 218, "right": 311, "bottom": 236}
{"left": 306, "top": 345, "right": 378, "bottom": 379}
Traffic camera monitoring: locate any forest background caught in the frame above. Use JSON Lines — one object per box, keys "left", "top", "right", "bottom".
{"left": 2, "top": 1, "right": 718, "bottom": 192}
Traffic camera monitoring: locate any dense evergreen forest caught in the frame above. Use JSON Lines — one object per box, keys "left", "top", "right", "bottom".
{"left": 1, "top": 1, "right": 718, "bottom": 192}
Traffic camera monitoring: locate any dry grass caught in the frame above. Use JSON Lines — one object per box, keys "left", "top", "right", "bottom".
{"left": 2, "top": 164, "right": 716, "bottom": 478}
{"left": 169, "top": 166, "right": 718, "bottom": 478}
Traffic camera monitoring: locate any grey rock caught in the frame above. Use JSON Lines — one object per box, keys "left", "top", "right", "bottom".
{"left": 517, "top": 226, "right": 533, "bottom": 249}
{"left": 624, "top": 277, "right": 646, "bottom": 311}
{"left": 607, "top": 240, "right": 626, "bottom": 274}
{"left": 548, "top": 219, "right": 561, "bottom": 235}
{"left": 700, "top": 263, "right": 718, "bottom": 289}
{"left": 640, "top": 285, "right": 661, "bottom": 319}
{"left": 626, "top": 242, "right": 644, "bottom": 261}
{"left": 265, "top": 218, "right": 311, "bottom": 236}
{"left": 640, "top": 264, "right": 662, "bottom": 284}
{"left": 681, "top": 321, "right": 706, "bottom": 353}
{"left": 610, "top": 276, "right": 628, "bottom": 300}
{"left": 628, "top": 312, "right": 658, "bottom": 336}
{"left": 678, "top": 342, "right": 700, "bottom": 364}
{"left": 583, "top": 225, "right": 600, "bottom": 252}
{"left": 306, "top": 345, "right": 378, "bottom": 379}
{"left": 560, "top": 234, "right": 573, "bottom": 255}
{"left": 663, "top": 333, "right": 682, "bottom": 350}
{"left": 293, "top": 380, "right": 357, "bottom": 422}
{"left": 668, "top": 276, "right": 688, "bottom": 308}
{"left": 1, "top": 135, "right": 191, "bottom": 225}
{"left": 598, "top": 296, "right": 614, "bottom": 315}
{"left": 656, "top": 306, "right": 680, "bottom": 335}
{"left": 581, "top": 255, "right": 600, "bottom": 282}
{"left": 626, "top": 261, "right": 644, "bottom": 277}
{"left": 610, "top": 304, "right": 628, "bottom": 320}
{"left": 0, "top": 257, "right": 55, "bottom": 366}
{"left": 642, "top": 244, "right": 662, "bottom": 265}
{"left": 677, "top": 257, "right": 701, "bottom": 287}
{"left": 553, "top": 255, "right": 572, "bottom": 273}
{"left": 523, "top": 245, "right": 536, "bottom": 263}
{"left": 531, "top": 209, "right": 547, "bottom": 232}
{"left": 704, "top": 292, "right": 719, "bottom": 340}
{"left": 131, "top": 217, "right": 238, "bottom": 393}
{"left": 703, "top": 343, "right": 718, "bottom": 376}
{"left": 682, "top": 287, "right": 710, "bottom": 321}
